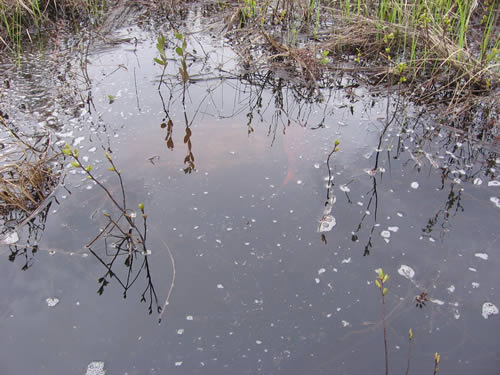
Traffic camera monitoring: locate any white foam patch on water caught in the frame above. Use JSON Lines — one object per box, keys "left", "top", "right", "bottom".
{"left": 319, "top": 215, "right": 336, "bottom": 232}
{"left": 490, "top": 197, "right": 500, "bottom": 208}
{"left": 56, "top": 131, "right": 73, "bottom": 138}
{"left": 431, "top": 299, "right": 444, "bottom": 305}
{"left": 410, "top": 182, "right": 419, "bottom": 189}
{"left": 474, "top": 253, "right": 489, "bottom": 260}
{"left": 85, "top": 361, "right": 105, "bottom": 375}
{"left": 472, "top": 282, "right": 480, "bottom": 288}
{"left": 318, "top": 268, "right": 326, "bottom": 275}
{"left": 314, "top": 163, "right": 320, "bottom": 169}
{"left": 341, "top": 257, "right": 351, "bottom": 264}
{"left": 398, "top": 265, "right": 415, "bottom": 280}
{"left": 0, "top": 231, "right": 19, "bottom": 245}
{"left": 388, "top": 226, "right": 399, "bottom": 232}
{"left": 468, "top": 267, "right": 477, "bottom": 272}
{"left": 488, "top": 180, "right": 500, "bottom": 187}
{"left": 339, "top": 185, "right": 350, "bottom": 192}
{"left": 482, "top": 302, "right": 498, "bottom": 319}
{"left": 177, "top": 329, "right": 184, "bottom": 335}
{"left": 447, "top": 285, "right": 455, "bottom": 293}
{"left": 73, "top": 136, "right": 85, "bottom": 146}
{"left": 175, "top": 361, "right": 183, "bottom": 367}
{"left": 380, "top": 230, "right": 390, "bottom": 238}
{"left": 217, "top": 284, "right": 224, "bottom": 289}
{"left": 473, "top": 178, "right": 482, "bottom": 185}
{"left": 341, "top": 320, "right": 350, "bottom": 327}
{"left": 46, "top": 297, "right": 59, "bottom": 307}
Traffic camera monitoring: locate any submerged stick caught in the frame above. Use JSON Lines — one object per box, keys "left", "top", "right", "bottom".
{"left": 158, "top": 238, "right": 176, "bottom": 324}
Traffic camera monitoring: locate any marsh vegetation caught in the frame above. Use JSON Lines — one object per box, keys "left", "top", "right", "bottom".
{"left": 0, "top": 1, "right": 499, "bottom": 374}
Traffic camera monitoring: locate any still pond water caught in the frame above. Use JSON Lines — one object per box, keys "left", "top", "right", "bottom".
{"left": 0, "top": 5, "right": 499, "bottom": 375}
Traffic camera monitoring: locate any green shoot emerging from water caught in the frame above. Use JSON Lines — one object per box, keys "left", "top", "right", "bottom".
{"left": 155, "top": 34, "right": 168, "bottom": 89}
{"left": 376, "top": 268, "right": 390, "bottom": 375}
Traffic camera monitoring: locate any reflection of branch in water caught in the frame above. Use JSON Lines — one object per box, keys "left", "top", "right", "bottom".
{"left": 158, "top": 87, "right": 175, "bottom": 150}
{"left": 422, "top": 182, "right": 463, "bottom": 241}
{"left": 351, "top": 176, "right": 378, "bottom": 256}
{"left": 157, "top": 80, "right": 212, "bottom": 174}
{"left": 85, "top": 203, "right": 161, "bottom": 315}
{"left": 351, "top": 97, "right": 398, "bottom": 255}
{"left": 65, "top": 144, "right": 166, "bottom": 316}
{"left": 5, "top": 202, "right": 51, "bottom": 270}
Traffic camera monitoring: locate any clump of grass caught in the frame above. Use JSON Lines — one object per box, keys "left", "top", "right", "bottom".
{"left": 0, "top": 0, "right": 108, "bottom": 53}
{"left": 225, "top": 0, "right": 499, "bottom": 132}
{"left": 0, "top": 112, "right": 62, "bottom": 217}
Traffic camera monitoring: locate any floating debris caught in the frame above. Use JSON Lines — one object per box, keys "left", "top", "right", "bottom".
{"left": 388, "top": 226, "right": 399, "bottom": 232}
{"left": 217, "top": 284, "right": 224, "bottom": 289}
{"left": 398, "top": 265, "right": 415, "bottom": 280}
{"left": 177, "top": 329, "right": 184, "bottom": 335}
{"left": 447, "top": 285, "right": 455, "bottom": 293}
{"left": 481, "top": 302, "right": 498, "bottom": 319}
{"left": 339, "top": 185, "right": 350, "bottom": 192}
{"left": 490, "top": 197, "right": 500, "bottom": 208}
{"left": 46, "top": 297, "right": 59, "bottom": 307}
{"left": 341, "top": 320, "right": 350, "bottom": 327}
{"left": 430, "top": 299, "right": 445, "bottom": 305}
{"left": 380, "top": 230, "right": 391, "bottom": 238}
{"left": 175, "top": 361, "right": 183, "bottom": 367}
{"left": 474, "top": 253, "right": 489, "bottom": 260}
{"left": 85, "top": 361, "right": 105, "bottom": 375}
{"left": 0, "top": 231, "right": 19, "bottom": 245}
{"left": 472, "top": 282, "right": 480, "bottom": 288}
{"left": 186, "top": 315, "right": 193, "bottom": 321}
{"left": 410, "top": 182, "right": 419, "bottom": 189}
{"left": 73, "top": 136, "right": 85, "bottom": 146}
{"left": 473, "top": 178, "right": 482, "bottom": 185}
{"left": 488, "top": 180, "right": 500, "bottom": 187}
{"left": 318, "top": 215, "right": 336, "bottom": 232}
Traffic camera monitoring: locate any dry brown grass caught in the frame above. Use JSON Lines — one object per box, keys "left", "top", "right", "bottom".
{"left": 0, "top": 113, "right": 62, "bottom": 216}
{"left": 225, "top": 3, "right": 498, "bottom": 132}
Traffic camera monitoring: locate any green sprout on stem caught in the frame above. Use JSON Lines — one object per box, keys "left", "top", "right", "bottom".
{"left": 175, "top": 32, "right": 189, "bottom": 84}
{"left": 320, "top": 50, "right": 329, "bottom": 65}
{"left": 433, "top": 352, "right": 441, "bottom": 375}
{"left": 154, "top": 34, "right": 168, "bottom": 89}
{"left": 375, "top": 267, "right": 390, "bottom": 375}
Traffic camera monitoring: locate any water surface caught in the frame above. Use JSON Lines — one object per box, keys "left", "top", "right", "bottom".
{"left": 0, "top": 5, "right": 499, "bottom": 375}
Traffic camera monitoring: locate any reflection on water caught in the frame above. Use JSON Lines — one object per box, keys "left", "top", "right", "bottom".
{"left": 0, "top": 4, "right": 499, "bottom": 375}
